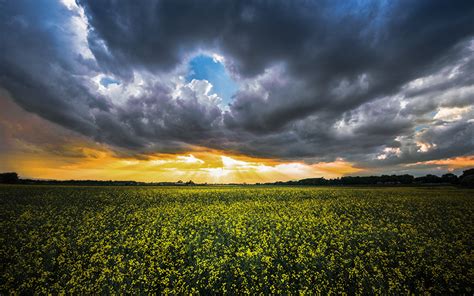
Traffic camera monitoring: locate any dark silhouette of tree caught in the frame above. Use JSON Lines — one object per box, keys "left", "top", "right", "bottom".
{"left": 0, "top": 172, "right": 19, "bottom": 184}
{"left": 414, "top": 174, "right": 442, "bottom": 184}
{"left": 459, "top": 168, "right": 474, "bottom": 188}
{"left": 460, "top": 168, "right": 474, "bottom": 178}
{"left": 2, "top": 168, "right": 472, "bottom": 187}
{"left": 441, "top": 173, "right": 458, "bottom": 184}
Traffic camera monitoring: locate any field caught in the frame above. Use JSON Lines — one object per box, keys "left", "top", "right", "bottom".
{"left": 0, "top": 185, "right": 473, "bottom": 294}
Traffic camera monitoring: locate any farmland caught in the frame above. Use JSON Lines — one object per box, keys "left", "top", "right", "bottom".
{"left": 0, "top": 185, "right": 473, "bottom": 294}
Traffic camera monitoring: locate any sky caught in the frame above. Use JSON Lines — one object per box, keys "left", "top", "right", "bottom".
{"left": 0, "top": 0, "right": 474, "bottom": 183}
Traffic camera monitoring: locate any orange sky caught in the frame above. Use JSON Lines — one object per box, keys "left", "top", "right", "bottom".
{"left": 4, "top": 149, "right": 364, "bottom": 183}
{"left": 406, "top": 156, "right": 474, "bottom": 170}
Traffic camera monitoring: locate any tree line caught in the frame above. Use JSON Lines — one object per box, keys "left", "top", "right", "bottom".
{"left": 0, "top": 173, "right": 198, "bottom": 186}
{"left": 0, "top": 169, "right": 473, "bottom": 187}
{"left": 268, "top": 169, "right": 474, "bottom": 187}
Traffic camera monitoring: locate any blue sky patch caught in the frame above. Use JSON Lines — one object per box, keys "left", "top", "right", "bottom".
{"left": 186, "top": 55, "right": 238, "bottom": 105}
{"left": 100, "top": 77, "right": 120, "bottom": 87}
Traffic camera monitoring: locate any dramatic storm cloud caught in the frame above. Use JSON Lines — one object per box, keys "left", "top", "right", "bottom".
{"left": 1, "top": 0, "right": 473, "bottom": 175}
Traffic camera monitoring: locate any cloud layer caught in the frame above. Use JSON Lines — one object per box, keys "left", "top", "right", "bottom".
{"left": 1, "top": 0, "right": 473, "bottom": 174}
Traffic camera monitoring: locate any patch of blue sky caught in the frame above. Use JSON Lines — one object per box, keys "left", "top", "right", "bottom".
{"left": 414, "top": 112, "right": 438, "bottom": 132}
{"left": 186, "top": 55, "right": 238, "bottom": 105}
{"left": 415, "top": 125, "right": 429, "bottom": 132}
{"left": 100, "top": 77, "right": 120, "bottom": 87}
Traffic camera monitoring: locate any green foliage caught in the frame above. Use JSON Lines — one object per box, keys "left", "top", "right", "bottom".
{"left": 0, "top": 186, "right": 472, "bottom": 294}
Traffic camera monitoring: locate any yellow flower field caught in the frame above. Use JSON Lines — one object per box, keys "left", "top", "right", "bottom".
{"left": 0, "top": 185, "right": 472, "bottom": 294}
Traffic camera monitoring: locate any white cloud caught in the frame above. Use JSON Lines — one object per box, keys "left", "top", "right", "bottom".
{"left": 434, "top": 106, "right": 472, "bottom": 122}
{"left": 377, "top": 147, "right": 401, "bottom": 160}
{"left": 175, "top": 79, "right": 222, "bottom": 106}
{"left": 221, "top": 156, "right": 250, "bottom": 168}
{"left": 212, "top": 53, "right": 225, "bottom": 63}
{"left": 60, "top": 0, "right": 95, "bottom": 60}
{"left": 177, "top": 154, "right": 205, "bottom": 164}
{"left": 417, "top": 142, "right": 437, "bottom": 153}
{"left": 90, "top": 72, "right": 147, "bottom": 105}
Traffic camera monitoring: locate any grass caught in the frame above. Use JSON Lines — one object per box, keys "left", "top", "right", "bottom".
{"left": 0, "top": 185, "right": 472, "bottom": 294}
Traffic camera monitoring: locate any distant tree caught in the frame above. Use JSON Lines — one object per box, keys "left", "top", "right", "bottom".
{"left": 460, "top": 175, "right": 474, "bottom": 188}
{"left": 185, "top": 180, "right": 195, "bottom": 185}
{"left": 460, "top": 168, "right": 474, "bottom": 178}
{"left": 415, "top": 174, "right": 442, "bottom": 184}
{"left": 297, "top": 178, "right": 327, "bottom": 185}
{"left": 0, "top": 172, "right": 19, "bottom": 184}
{"left": 441, "top": 173, "right": 458, "bottom": 184}
{"left": 397, "top": 174, "right": 415, "bottom": 184}
{"left": 459, "top": 168, "right": 474, "bottom": 188}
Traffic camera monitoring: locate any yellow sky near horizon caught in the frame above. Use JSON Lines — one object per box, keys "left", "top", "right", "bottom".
{"left": 2, "top": 145, "right": 363, "bottom": 183}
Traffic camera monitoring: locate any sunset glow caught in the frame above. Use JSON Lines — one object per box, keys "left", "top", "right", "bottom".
{"left": 2, "top": 145, "right": 361, "bottom": 184}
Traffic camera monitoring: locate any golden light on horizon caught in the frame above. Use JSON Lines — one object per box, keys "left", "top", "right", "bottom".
{"left": 2, "top": 144, "right": 362, "bottom": 183}
{"left": 407, "top": 156, "right": 474, "bottom": 170}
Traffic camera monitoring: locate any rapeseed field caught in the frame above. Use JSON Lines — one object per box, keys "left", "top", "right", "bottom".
{"left": 0, "top": 185, "right": 472, "bottom": 294}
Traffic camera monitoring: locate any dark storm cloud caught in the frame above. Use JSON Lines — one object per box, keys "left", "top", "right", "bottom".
{"left": 1, "top": 0, "right": 473, "bottom": 170}
{"left": 0, "top": 0, "right": 101, "bottom": 136}
{"left": 80, "top": 0, "right": 474, "bottom": 130}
